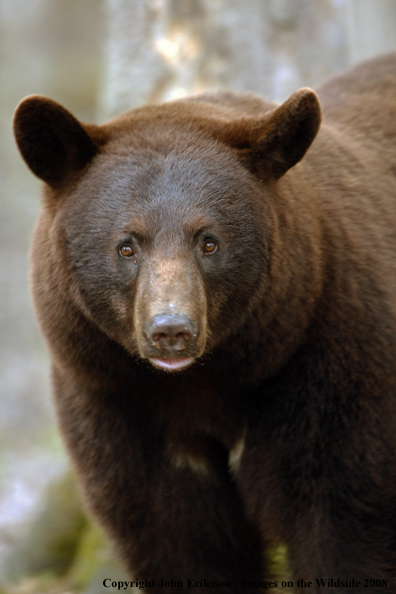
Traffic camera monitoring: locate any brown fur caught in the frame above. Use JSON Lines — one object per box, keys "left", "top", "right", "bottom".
{"left": 13, "top": 53, "right": 396, "bottom": 592}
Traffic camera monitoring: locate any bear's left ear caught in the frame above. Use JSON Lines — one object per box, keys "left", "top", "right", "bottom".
{"left": 219, "top": 88, "right": 321, "bottom": 180}
{"left": 13, "top": 95, "right": 100, "bottom": 187}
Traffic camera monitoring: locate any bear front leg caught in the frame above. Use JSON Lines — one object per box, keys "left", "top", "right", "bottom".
{"left": 285, "top": 494, "right": 396, "bottom": 594}
{"left": 54, "top": 375, "right": 264, "bottom": 593}
{"left": 116, "top": 443, "right": 264, "bottom": 591}
{"left": 239, "top": 387, "right": 396, "bottom": 593}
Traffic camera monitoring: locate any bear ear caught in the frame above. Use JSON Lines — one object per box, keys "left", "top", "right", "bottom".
{"left": 219, "top": 88, "right": 321, "bottom": 180}
{"left": 13, "top": 95, "right": 99, "bottom": 186}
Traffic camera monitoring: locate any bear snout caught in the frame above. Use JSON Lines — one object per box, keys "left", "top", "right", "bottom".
{"left": 133, "top": 256, "right": 208, "bottom": 370}
{"left": 143, "top": 313, "right": 201, "bottom": 371}
{"left": 147, "top": 313, "right": 197, "bottom": 351}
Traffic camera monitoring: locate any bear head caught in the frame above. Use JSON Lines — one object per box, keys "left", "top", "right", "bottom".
{"left": 13, "top": 90, "right": 321, "bottom": 373}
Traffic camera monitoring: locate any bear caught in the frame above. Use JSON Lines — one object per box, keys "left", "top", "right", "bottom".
{"left": 13, "top": 52, "right": 396, "bottom": 593}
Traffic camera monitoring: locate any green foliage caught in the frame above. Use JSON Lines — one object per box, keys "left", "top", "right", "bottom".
{"left": 266, "top": 542, "right": 292, "bottom": 583}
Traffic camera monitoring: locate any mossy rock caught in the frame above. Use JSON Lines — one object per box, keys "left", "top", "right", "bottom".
{"left": 69, "top": 520, "right": 127, "bottom": 592}
{"left": 1, "top": 469, "right": 86, "bottom": 586}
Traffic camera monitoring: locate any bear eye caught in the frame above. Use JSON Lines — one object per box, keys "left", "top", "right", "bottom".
{"left": 202, "top": 239, "right": 218, "bottom": 255}
{"left": 119, "top": 245, "right": 134, "bottom": 258}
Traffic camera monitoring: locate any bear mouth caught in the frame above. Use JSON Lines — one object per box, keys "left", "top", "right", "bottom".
{"left": 149, "top": 357, "right": 195, "bottom": 371}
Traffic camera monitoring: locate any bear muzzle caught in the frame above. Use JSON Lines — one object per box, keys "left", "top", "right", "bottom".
{"left": 133, "top": 256, "right": 208, "bottom": 371}
{"left": 145, "top": 313, "right": 199, "bottom": 371}
{"left": 147, "top": 313, "right": 197, "bottom": 350}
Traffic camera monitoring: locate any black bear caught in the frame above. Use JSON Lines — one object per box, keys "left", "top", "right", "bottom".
{"left": 13, "top": 53, "right": 396, "bottom": 592}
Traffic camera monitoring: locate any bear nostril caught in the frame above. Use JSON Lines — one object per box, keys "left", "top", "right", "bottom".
{"left": 151, "top": 332, "right": 168, "bottom": 346}
{"left": 176, "top": 332, "right": 190, "bottom": 342}
{"left": 148, "top": 314, "right": 195, "bottom": 351}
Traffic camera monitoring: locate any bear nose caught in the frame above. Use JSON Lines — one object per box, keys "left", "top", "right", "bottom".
{"left": 148, "top": 314, "right": 195, "bottom": 351}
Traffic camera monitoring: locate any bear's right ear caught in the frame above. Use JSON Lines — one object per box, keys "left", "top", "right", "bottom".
{"left": 13, "top": 95, "right": 99, "bottom": 187}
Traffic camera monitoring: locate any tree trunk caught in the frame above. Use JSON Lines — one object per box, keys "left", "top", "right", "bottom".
{"left": 99, "top": 0, "right": 350, "bottom": 118}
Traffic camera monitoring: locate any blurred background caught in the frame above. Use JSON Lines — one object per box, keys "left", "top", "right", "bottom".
{"left": 1, "top": 1, "right": 396, "bottom": 592}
